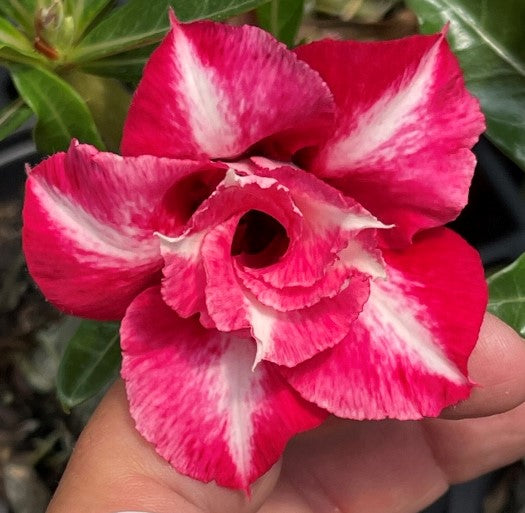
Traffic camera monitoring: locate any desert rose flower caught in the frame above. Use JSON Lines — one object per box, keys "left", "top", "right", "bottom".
{"left": 23, "top": 13, "right": 487, "bottom": 490}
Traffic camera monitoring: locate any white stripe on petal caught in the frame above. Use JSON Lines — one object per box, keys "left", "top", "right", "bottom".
{"left": 173, "top": 26, "right": 240, "bottom": 156}
{"left": 34, "top": 180, "right": 157, "bottom": 265}
{"left": 338, "top": 239, "right": 386, "bottom": 279}
{"left": 217, "top": 337, "right": 262, "bottom": 479}
{"left": 362, "top": 273, "right": 465, "bottom": 384}
{"left": 294, "top": 195, "right": 390, "bottom": 232}
{"left": 325, "top": 37, "right": 441, "bottom": 171}
{"left": 158, "top": 230, "right": 205, "bottom": 258}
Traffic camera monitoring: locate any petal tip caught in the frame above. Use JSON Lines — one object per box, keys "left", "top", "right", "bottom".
{"left": 168, "top": 8, "right": 180, "bottom": 26}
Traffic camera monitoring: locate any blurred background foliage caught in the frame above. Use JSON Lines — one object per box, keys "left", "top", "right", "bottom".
{"left": 0, "top": 1, "right": 524, "bottom": 512}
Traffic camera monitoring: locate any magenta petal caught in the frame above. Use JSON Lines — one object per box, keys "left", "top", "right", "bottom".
{"left": 284, "top": 228, "right": 488, "bottom": 419}
{"left": 295, "top": 33, "right": 485, "bottom": 246}
{"left": 201, "top": 216, "right": 251, "bottom": 331}
{"left": 241, "top": 162, "right": 388, "bottom": 288}
{"left": 160, "top": 231, "right": 210, "bottom": 324}
{"left": 247, "top": 278, "right": 370, "bottom": 367}
{"left": 22, "top": 141, "right": 205, "bottom": 319}
{"left": 121, "top": 15, "right": 334, "bottom": 161}
{"left": 121, "top": 287, "right": 327, "bottom": 490}
{"left": 199, "top": 212, "right": 371, "bottom": 367}
{"left": 160, "top": 169, "right": 301, "bottom": 323}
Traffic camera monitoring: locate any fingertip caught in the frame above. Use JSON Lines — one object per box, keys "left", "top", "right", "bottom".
{"left": 442, "top": 313, "right": 525, "bottom": 419}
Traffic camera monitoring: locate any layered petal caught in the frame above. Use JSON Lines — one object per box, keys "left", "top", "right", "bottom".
{"left": 160, "top": 166, "right": 375, "bottom": 365}
{"left": 160, "top": 169, "right": 300, "bottom": 321}
{"left": 295, "top": 33, "right": 485, "bottom": 246}
{"left": 121, "top": 286, "right": 327, "bottom": 490}
{"left": 200, "top": 216, "right": 371, "bottom": 367}
{"left": 241, "top": 162, "right": 389, "bottom": 288}
{"left": 121, "top": 14, "right": 334, "bottom": 161}
{"left": 284, "top": 228, "right": 487, "bottom": 419}
{"left": 23, "top": 141, "right": 211, "bottom": 319}
{"left": 235, "top": 230, "right": 385, "bottom": 312}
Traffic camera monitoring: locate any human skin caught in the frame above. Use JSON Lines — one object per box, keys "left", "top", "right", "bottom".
{"left": 47, "top": 313, "right": 525, "bottom": 513}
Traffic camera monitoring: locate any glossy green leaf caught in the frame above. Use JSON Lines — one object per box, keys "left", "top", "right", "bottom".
{"left": 10, "top": 65, "right": 104, "bottom": 153}
{"left": 0, "top": 45, "right": 45, "bottom": 66}
{"left": 405, "top": 0, "right": 525, "bottom": 170}
{"left": 57, "top": 320, "right": 121, "bottom": 409}
{"left": 0, "top": 98, "right": 32, "bottom": 141}
{"left": 488, "top": 253, "right": 525, "bottom": 337}
{"left": 0, "top": 0, "right": 36, "bottom": 34}
{"left": 72, "top": 0, "right": 270, "bottom": 63}
{"left": 256, "top": 0, "right": 304, "bottom": 46}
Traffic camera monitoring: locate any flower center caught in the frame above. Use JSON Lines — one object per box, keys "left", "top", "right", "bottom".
{"left": 231, "top": 210, "right": 289, "bottom": 269}
{"left": 160, "top": 169, "right": 225, "bottom": 235}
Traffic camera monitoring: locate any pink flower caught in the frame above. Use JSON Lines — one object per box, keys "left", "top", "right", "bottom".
{"left": 23, "top": 14, "right": 487, "bottom": 490}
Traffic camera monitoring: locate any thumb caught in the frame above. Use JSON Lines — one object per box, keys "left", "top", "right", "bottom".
{"left": 47, "top": 380, "right": 280, "bottom": 513}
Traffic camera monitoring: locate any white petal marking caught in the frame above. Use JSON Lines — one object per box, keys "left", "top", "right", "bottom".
{"left": 362, "top": 273, "right": 465, "bottom": 384}
{"left": 173, "top": 27, "right": 240, "bottom": 156}
{"left": 294, "top": 195, "right": 390, "bottom": 232}
{"left": 247, "top": 298, "right": 277, "bottom": 368}
{"left": 34, "top": 180, "right": 158, "bottom": 265}
{"left": 217, "top": 336, "right": 262, "bottom": 480}
{"left": 157, "top": 230, "right": 205, "bottom": 258}
{"left": 338, "top": 239, "right": 386, "bottom": 279}
{"left": 325, "top": 37, "right": 441, "bottom": 170}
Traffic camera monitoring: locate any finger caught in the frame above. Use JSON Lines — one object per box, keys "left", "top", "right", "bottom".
{"left": 47, "top": 381, "right": 280, "bottom": 513}
{"left": 256, "top": 314, "right": 525, "bottom": 513}
{"left": 442, "top": 312, "right": 525, "bottom": 419}
{"left": 260, "top": 418, "right": 449, "bottom": 513}
{"left": 423, "top": 400, "right": 525, "bottom": 484}
{"left": 259, "top": 399, "right": 525, "bottom": 513}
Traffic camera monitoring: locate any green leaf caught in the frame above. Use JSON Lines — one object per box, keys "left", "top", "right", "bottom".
{"left": 57, "top": 320, "right": 121, "bottom": 409}
{"left": 64, "top": 70, "right": 131, "bottom": 152}
{"left": 171, "top": 0, "right": 271, "bottom": 21}
{"left": 256, "top": 0, "right": 304, "bottom": 46}
{"left": 405, "top": 0, "right": 525, "bottom": 170}
{"left": 80, "top": 44, "right": 156, "bottom": 84}
{"left": 0, "top": 45, "right": 45, "bottom": 66}
{"left": 71, "top": 0, "right": 270, "bottom": 63}
{"left": 0, "top": 97, "right": 32, "bottom": 141}
{"left": 0, "top": 0, "right": 36, "bottom": 34}
{"left": 64, "top": 0, "right": 114, "bottom": 41}
{"left": 10, "top": 65, "right": 105, "bottom": 153}
{"left": 488, "top": 253, "right": 525, "bottom": 337}
{"left": 0, "top": 17, "right": 38, "bottom": 57}
{"left": 70, "top": 0, "right": 171, "bottom": 63}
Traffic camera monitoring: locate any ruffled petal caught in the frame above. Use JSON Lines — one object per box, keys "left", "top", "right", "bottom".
{"left": 247, "top": 278, "right": 370, "bottom": 367}
{"left": 121, "top": 286, "right": 327, "bottom": 490}
{"left": 295, "top": 33, "right": 485, "bottom": 246}
{"left": 121, "top": 14, "right": 334, "bottom": 161}
{"left": 284, "top": 228, "right": 487, "bottom": 419}
{"left": 23, "top": 141, "right": 207, "bottom": 319}
{"left": 199, "top": 215, "right": 370, "bottom": 366}
{"left": 235, "top": 230, "right": 384, "bottom": 312}
{"left": 160, "top": 169, "right": 300, "bottom": 322}
{"left": 241, "top": 161, "right": 389, "bottom": 288}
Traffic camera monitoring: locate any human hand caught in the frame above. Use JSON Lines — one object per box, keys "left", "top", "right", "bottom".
{"left": 47, "top": 313, "right": 525, "bottom": 513}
